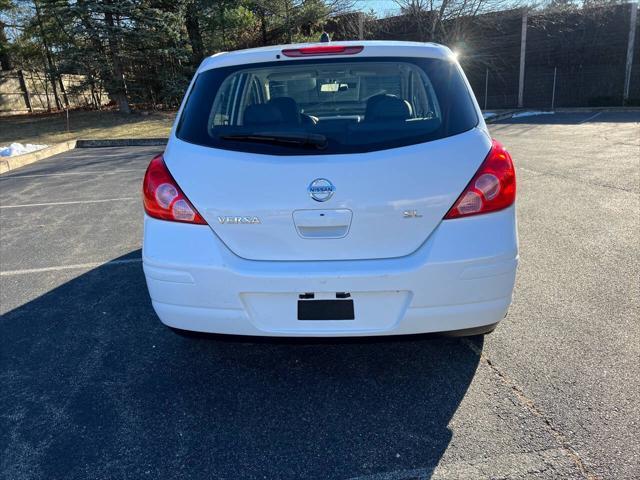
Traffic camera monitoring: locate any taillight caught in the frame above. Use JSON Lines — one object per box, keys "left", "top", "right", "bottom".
{"left": 281, "top": 45, "right": 364, "bottom": 57}
{"left": 444, "top": 139, "right": 516, "bottom": 219}
{"left": 142, "top": 154, "right": 207, "bottom": 225}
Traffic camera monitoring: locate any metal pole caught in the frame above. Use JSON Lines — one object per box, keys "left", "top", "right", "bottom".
{"left": 518, "top": 10, "right": 527, "bottom": 108}
{"left": 17, "top": 70, "right": 33, "bottom": 113}
{"left": 484, "top": 68, "right": 489, "bottom": 111}
{"left": 358, "top": 12, "right": 364, "bottom": 40}
{"left": 623, "top": 2, "right": 638, "bottom": 105}
{"left": 518, "top": 10, "right": 528, "bottom": 108}
{"left": 551, "top": 67, "right": 557, "bottom": 110}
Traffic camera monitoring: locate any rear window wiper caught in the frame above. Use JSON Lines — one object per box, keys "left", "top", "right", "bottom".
{"left": 219, "top": 132, "right": 328, "bottom": 150}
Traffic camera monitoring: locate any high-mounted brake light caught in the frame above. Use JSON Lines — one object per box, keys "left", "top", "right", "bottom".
{"left": 142, "top": 154, "right": 207, "bottom": 225}
{"left": 281, "top": 45, "right": 364, "bottom": 57}
{"left": 444, "top": 139, "right": 516, "bottom": 219}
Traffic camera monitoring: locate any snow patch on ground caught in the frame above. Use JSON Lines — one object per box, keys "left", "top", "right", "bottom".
{"left": 482, "top": 112, "right": 497, "bottom": 119}
{"left": 0, "top": 143, "right": 48, "bottom": 157}
{"left": 512, "top": 111, "right": 555, "bottom": 118}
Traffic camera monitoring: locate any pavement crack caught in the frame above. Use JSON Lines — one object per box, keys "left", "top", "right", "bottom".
{"left": 518, "top": 167, "right": 638, "bottom": 194}
{"left": 462, "top": 338, "right": 599, "bottom": 480}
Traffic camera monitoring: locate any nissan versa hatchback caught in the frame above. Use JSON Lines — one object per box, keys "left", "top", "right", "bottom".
{"left": 142, "top": 41, "right": 518, "bottom": 337}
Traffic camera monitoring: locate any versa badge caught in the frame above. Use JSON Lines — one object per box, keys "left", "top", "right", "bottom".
{"left": 218, "top": 216, "right": 261, "bottom": 224}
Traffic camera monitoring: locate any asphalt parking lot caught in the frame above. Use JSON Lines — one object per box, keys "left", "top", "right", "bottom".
{"left": 1, "top": 111, "right": 639, "bottom": 480}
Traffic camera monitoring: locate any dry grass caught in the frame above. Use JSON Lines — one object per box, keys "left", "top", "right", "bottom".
{"left": 0, "top": 110, "right": 176, "bottom": 146}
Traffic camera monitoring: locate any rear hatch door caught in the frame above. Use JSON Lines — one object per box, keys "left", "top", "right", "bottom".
{"left": 165, "top": 129, "right": 490, "bottom": 261}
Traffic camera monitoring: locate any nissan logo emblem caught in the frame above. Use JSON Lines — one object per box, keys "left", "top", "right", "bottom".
{"left": 308, "top": 178, "right": 335, "bottom": 202}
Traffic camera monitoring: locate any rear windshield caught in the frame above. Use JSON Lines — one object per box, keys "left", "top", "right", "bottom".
{"left": 176, "top": 57, "right": 478, "bottom": 155}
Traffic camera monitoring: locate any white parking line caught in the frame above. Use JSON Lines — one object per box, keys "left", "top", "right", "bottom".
{"left": 579, "top": 111, "right": 603, "bottom": 124}
{"left": 0, "top": 169, "right": 143, "bottom": 180}
{"left": 0, "top": 258, "right": 142, "bottom": 276}
{"left": 0, "top": 197, "right": 137, "bottom": 209}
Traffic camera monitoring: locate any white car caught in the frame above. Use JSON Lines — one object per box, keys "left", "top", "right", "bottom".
{"left": 142, "top": 40, "right": 518, "bottom": 337}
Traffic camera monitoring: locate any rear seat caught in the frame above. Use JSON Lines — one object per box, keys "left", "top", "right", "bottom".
{"left": 243, "top": 97, "right": 318, "bottom": 126}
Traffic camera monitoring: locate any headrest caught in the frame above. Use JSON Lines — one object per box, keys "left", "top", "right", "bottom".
{"left": 243, "top": 103, "right": 283, "bottom": 126}
{"left": 365, "top": 94, "right": 413, "bottom": 122}
{"left": 268, "top": 97, "right": 301, "bottom": 123}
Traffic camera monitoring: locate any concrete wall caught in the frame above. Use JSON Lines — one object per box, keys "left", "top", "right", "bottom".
{"left": 0, "top": 71, "right": 108, "bottom": 114}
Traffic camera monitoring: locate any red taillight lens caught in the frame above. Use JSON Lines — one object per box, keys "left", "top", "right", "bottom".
{"left": 444, "top": 139, "right": 516, "bottom": 219}
{"left": 142, "top": 155, "right": 207, "bottom": 225}
{"left": 281, "top": 45, "right": 364, "bottom": 57}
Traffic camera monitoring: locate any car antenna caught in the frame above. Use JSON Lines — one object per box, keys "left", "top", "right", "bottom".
{"left": 320, "top": 32, "right": 330, "bottom": 43}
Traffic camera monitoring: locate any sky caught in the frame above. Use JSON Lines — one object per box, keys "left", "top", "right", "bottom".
{"left": 355, "top": 0, "right": 402, "bottom": 17}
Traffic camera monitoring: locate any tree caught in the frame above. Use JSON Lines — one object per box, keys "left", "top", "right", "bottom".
{"left": 2, "top": 0, "right": 360, "bottom": 111}
{"left": 185, "top": 0, "right": 204, "bottom": 65}
{"left": 33, "top": 0, "right": 66, "bottom": 108}
{"left": 0, "top": 0, "right": 15, "bottom": 70}
{"left": 244, "top": 0, "right": 355, "bottom": 45}
{"left": 0, "top": 21, "right": 13, "bottom": 70}
{"left": 49, "top": 0, "right": 190, "bottom": 112}
{"left": 102, "top": 1, "right": 130, "bottom": 113}
{"left": 392, "top": 0, "right": 518, "bottom": 43}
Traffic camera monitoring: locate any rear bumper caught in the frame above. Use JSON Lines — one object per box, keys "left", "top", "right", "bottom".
{"left": 142, "top": 206, "right": 518, "bottom": 337}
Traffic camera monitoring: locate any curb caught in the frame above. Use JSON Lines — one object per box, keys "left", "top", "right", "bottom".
{"left": 484, "top": 111, "right": 518, "bottom": 124}
{"left": 0, "top": 140, "right": 77, "bottom": 174}
{"left": 0, "top": 138, "right": 168, "bottom": 175}
{"left": 75, "top": 138, "right": 168, "bottom": 148}
{"left": 483, "top": 107, "right": 640, "bottom": 124}
{"left": 553, "top": 106, "right": 640, "bottom": 113}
